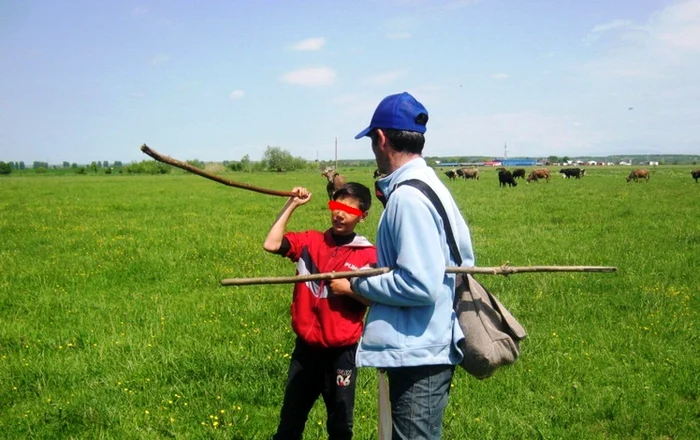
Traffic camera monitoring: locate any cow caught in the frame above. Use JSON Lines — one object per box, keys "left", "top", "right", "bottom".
{"left": 559, "top": 167, "right": 585, "bottom": 179}
{"left": 498, "top": 169, "right": 517, "bottom": 187}
{"left": 626, "top": 169, "right": 650, "bottom": 183}
{"left": 459, "top": 168, "right": 479, "bottom": 180}
{"left": 527, "top": 168, "right": 551, "bottom": 183}
{"left": 373, "top": 168, "right": 384, "bottom": 179}
{"left": 512, "top": 168, "right": 526, "bottom": 179}
{"left": 691, "top": 169, "right": 700, "bottom": 183}
{"left": 322, "top": 169, "right": 347, "bottom": 199}
{"left": 444, "top": 170, "right": 457, "bottom": 181}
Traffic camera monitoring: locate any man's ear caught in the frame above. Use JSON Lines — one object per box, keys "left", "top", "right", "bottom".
{"left": 360, "top": 211, "right": 369, "bottom": 222}
{"left": 375, "top": 129, "right": 387, "bottom": 148}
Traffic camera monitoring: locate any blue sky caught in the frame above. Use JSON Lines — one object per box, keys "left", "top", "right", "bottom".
{"left": 1, "top": 0, "right": 699, "bottom": 164}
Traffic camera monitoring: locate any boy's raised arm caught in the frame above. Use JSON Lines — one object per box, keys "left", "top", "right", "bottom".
{"left": 263, "top": 187, "right": 311, "bottom": 253}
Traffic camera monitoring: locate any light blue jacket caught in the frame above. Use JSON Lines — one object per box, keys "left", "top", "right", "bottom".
{"left": 352, "top": 158, "right": 475, "bottom": 367}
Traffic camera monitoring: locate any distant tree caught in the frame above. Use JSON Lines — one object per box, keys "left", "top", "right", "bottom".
{"left": 547, "top": 155, "right": 559, "bottom": 163}
{"left": 90, "top": 162, "right": 98, "bottom": 173}
{"left": 62, "top": 161, "right": 70, "bottom": 168}
{"left": 0, "top": 161, "right": 11, "bottom": 175}
{"left": 240, "top": 154, "right": 251, "bottom": 172}
{"left": 186, "top": 159, "right": 205, "bottom": 169}
{"left": 113, "top": 161, "right": 122, "bottom": 167}
{"left": 102, "top": 161, "right": 109, "bottom": 168}
{"left": 262, "top": 146, "right": 307, "bottom": 172}
{"left": 562, "top": 156, "right": 570, "bottom": 163}
{"left": 71, "top": 163, "right": 78, "bottom": 168}
{"left": 19, "top": 161, "right": 25, "bottom": 170}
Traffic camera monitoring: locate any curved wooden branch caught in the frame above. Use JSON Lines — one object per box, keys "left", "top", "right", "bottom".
{"left": 140, "top": 144, "right": 298, "bottom": 197}
{"left": 220, "top": 265, "right": 617, "bottom": 286}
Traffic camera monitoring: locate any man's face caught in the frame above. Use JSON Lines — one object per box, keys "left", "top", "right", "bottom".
{"left": 329, "top": 197, "right": 366, "bottom": 235}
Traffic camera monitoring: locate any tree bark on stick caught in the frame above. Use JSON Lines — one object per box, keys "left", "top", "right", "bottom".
{"left": 140, "top": 144, "right": 298, "bottom": 197}
{"left": 220, "top": 265, "right": 617, "bottom": 286}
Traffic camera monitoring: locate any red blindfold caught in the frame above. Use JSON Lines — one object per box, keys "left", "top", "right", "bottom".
{"left": 328, "top": 200, "right": 364, "bottom": 216}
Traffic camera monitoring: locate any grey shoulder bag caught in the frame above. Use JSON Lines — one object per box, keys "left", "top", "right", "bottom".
{"left": 397, "top": 179, "right": 527, "bottom": 379}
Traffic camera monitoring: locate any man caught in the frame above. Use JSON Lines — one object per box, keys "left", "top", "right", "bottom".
{"left": 330, "top": 92, "right": 475, "bottom": 439}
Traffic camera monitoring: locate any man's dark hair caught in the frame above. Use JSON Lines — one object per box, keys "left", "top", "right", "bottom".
{"left": 371, "top": 129, "right": 425, "bottom": 154}
{"left": 333, "top": 182, "right": 372, "bottom": 213}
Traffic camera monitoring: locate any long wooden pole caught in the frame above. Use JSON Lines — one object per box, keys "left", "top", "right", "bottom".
{"left": 220, "top": 265, "right": 617, "bottom": 286}
{"left": 140, "top": 144, "right": 298, "bottom": 197}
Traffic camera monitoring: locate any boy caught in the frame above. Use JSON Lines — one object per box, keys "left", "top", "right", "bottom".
{"left": 264, "top": 182, "right": 376, "bottom": 440}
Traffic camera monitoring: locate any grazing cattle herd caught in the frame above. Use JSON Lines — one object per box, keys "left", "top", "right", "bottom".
{"left": 428, "top": 166, "right": 700, "bottom": 187}
{"left": 444, "top": 167, "right": 479, "bottom": 181}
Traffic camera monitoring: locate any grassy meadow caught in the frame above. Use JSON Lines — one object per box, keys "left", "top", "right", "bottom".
{"left": 1, "top": 165, "right": 699, "bottom": 439}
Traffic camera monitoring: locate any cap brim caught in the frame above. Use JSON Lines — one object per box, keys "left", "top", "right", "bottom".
{"left": 354, "top": 126, "right": 373, "bottom": 139}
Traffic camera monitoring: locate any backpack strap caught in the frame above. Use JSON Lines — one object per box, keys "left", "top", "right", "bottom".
{"left": 395, "top": 179, "right": 463, "bottom": 267}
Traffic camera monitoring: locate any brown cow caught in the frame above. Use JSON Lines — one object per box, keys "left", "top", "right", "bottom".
{"left": 322, "top": 169, "right": 347, "bottom": 199}
{"left": 691, "top": 169, "right": 700, "bottom": 183}
{"left": 626, "top": 169, "right": 650, "bottom": 183}
{"left": 458, "top": 168, "right": 479, "bottom": 180}
{"left": 526, "top": 168, "right": 551, "bottom": 183}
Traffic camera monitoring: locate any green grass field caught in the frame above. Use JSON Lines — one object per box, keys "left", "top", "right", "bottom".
{"left": 1, "top": 165, "right": 698, "bottom": 439}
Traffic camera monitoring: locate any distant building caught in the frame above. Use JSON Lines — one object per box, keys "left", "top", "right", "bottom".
{"left": 498, "top": 158, "right": 538, "bottom": 167}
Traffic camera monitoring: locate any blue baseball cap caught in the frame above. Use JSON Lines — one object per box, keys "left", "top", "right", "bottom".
{"left": 354, "top": 92, "right": 429, "bottom": 139}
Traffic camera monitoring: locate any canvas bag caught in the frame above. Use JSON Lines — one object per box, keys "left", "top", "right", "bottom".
{"left": 397, "top": 179, "right": 527, "bottom": 379}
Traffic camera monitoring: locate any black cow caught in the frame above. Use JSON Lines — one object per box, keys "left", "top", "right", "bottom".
{"left": 559, "top": 167, "right": 585, "bottom": 179}
{"left": 373, "top": 168, "right": 384, "bottom": 179}
{"left": 444, "top": 170, "right": 457, "bottom": 180}
{"left": 512, "top": 168, "right": 526, "bottom": 179}
{"left": 498, "top": 169, "right": 517, "bottom": 187}
{"left": 691, "top": 169, "right": 700, "bottom": 183}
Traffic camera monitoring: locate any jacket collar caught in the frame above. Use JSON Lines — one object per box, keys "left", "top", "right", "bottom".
{"left": 375, "top": 157, "right": 426, "bottom": 207}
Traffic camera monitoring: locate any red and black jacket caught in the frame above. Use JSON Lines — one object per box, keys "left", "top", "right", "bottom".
{"left": 283, "top": 229, "right": 376, "bottom": 348}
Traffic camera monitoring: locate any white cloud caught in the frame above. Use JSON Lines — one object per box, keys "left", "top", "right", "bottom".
{"left": 492, "top": 73, "right": 509, "bottom": 80}
{"left": 291, "top": 37, "right": 326, "bottom": 51}
{"left": 280, "top": 67, "right": 336, "bottom": 86}
{"left": 229, "top": 90, "right": 245, "bottom": 99}
{"left": 591, "top": 19, "right": 633, "bottom": 34}
{"left": 654, "top": 0, "right": 700, "bottom": 50}
{"left": 365, "top": 71, "right": 406, "bottom": 85}
{"left": 150, "top": 54, "right": 170, "bottom": 66}
{"left": 582, "top": 19, "right": 636, "bottom": 46}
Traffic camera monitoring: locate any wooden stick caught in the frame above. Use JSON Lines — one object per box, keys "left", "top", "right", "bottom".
{"left": 140, "top": 144, "right": 298, "bottom": 197}
{"left": 220, "top": 265, "right": 617, "bottom": 286}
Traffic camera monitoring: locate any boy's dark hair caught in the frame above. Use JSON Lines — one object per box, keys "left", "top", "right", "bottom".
{"left": 371, "top": 128, "right": 425, "bottom": 155}
{"left": 332, "top": 182, "right": 372, "bottom": 213}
